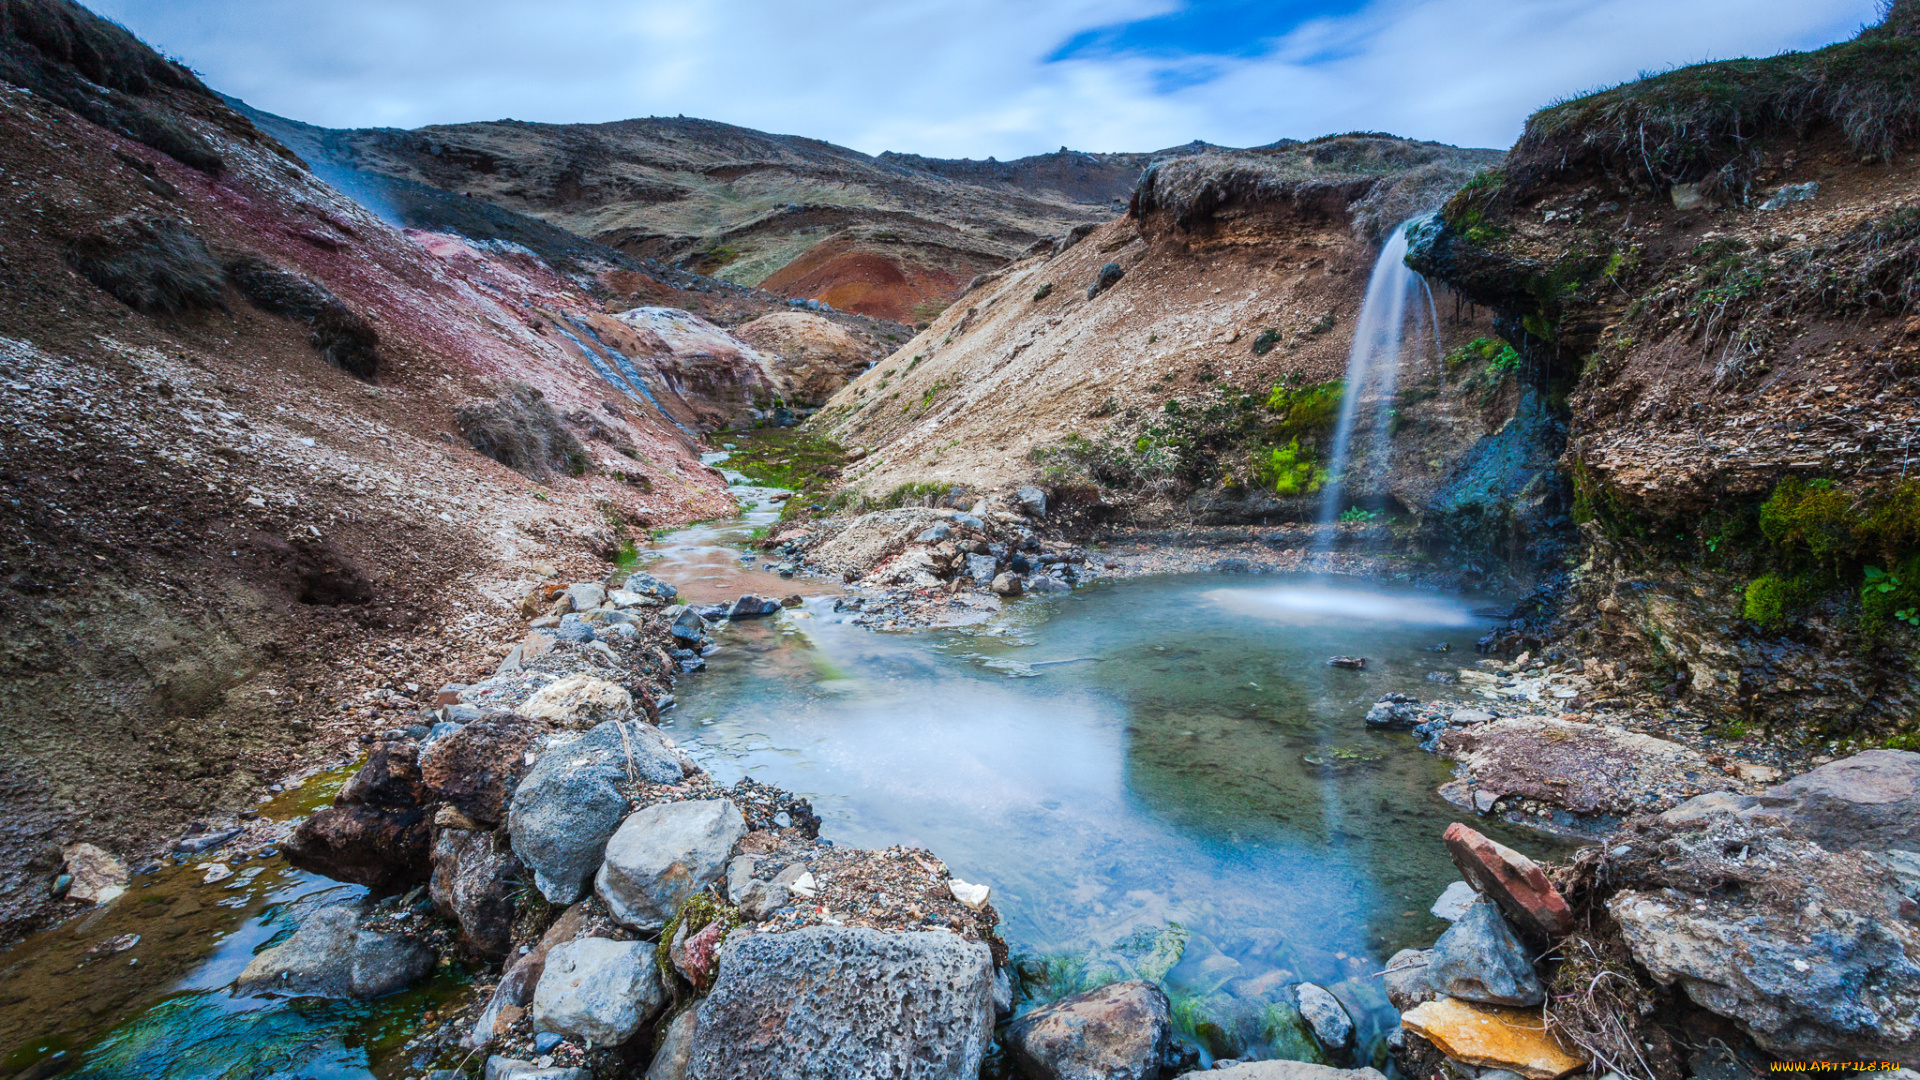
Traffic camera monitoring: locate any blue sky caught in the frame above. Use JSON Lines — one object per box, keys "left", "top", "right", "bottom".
{"left": 94, "top": 0, "right": 1878, "bottom": 158}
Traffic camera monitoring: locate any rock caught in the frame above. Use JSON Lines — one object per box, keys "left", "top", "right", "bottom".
{"left": 1435, "top": 717, "right": 1713, "bottom": 818}
{"left": 565, "top": 583, "right": 607, "bottom": 612}
{"left": 532, "top": 936, "right": 663, "bottom": 1049}
{"left": 521, "top": 674, "right": 636, "bottom": 729}
{"left": 338, "top": 736, "right": 427, "bottom": 807}
{"left": 625, "top": 572, "right": 678, "bottom": 601}
{"left": 553, "top": 614, "right": 595, "bottom": 643}
{"left": 419, "top": 717, "right": 545, "bottom": 827}
{"left": 727, "top": 595, "right": 783, "bottom": 619}
{"left": 201, "top": 862, "right": 233, "bottom": 884}
{"left": 1759, "top": 181, "right": 1819, "bottom": 210}
{"left": 1327, "top": 656, "right": 1367, "bottom": 669}
{"left": 62, "top": 843, "right": 129, "bottom": 905}
{"left": 991, "top": 572, "right": 1023, "bottom": 597}
{"left": 671, "top": 918, "right": 727, "bottom": 989}
{"left": 594, "top": 798, "right": 746, "bottom": 931}
{"left": 965, "top": 553, "right": 998, "bottom": 586}
{"left": 1443, "top": 823, "right": 1574, "bottom": 940}
{"left": 1431, "top": 880, "right": 1477, "bottom": 920}
{"left": 1015, "top": 486, "right": 1047, "bottom": 517}
{"left": 465, "top": 905, "right": 592, "bottom": 1049}
{"left": 1004, "top": 979, "right": 1169, "bottom": 1080}
{"left": 947, "top": 878, "right": 990, "bottom": 911}
{"left": 733, "top": 879, "right": 790, "bottom": 921}
{"left": 916, "top": 524, "right": 951, "bottom": 543}
{"left": 1364, "top": 694, "right": 1421, "bottom": 729}
{"left": 1400, "top": 998, "right": 1586, "bottom": 1079}
{"left": 1296, "top": 983, "right": 1354, "bottom": 1050}
{"left": 1451, "top": 708, "right": 1495, "bottom": 725}
{"left": 1659, "top": 791, "right": 1748, "bottom": 827}
{"left": 670, "top": 608, "right": 708, "bottom": 645}
{"left": 780, "top": 594, "right": 804, "bottom": 607}
{"left": 510, "top": 722, "right": 685, "bottom": 903}
{"left": 1087, "top": 262, "right": 1124, "bottom": 299}
{"left": 608, "top": 589, "right": 653, "bottom": 608}
{"left": 284, "top": 803, "right": 430, "bottom": 892}
{"left": 1746, "top": 749, "right": 1920, "bottom": 853}
{"left": 646, "top": 1007, "right": 698, "bottom": 1080}
{"left": 1175, "top": 1065, "right": 1387, "bottom": 1080}
{"left": 430, "top": 827, "right": 521, "bottom": 956}
{"left": 235, "top": 905, "right": 434, "bottom": 999}
{"left": 1383, "top": 949, "right": 1435, "bottom": 1011}
{"left": 690, "top": 926, "right": 995, "bottom": 1080}
{"left": 485, "top": 1056, "right": 590, "bottom": 1080}
{"left": 1426, "top": 898, "right": 1543, "bottom": 1006}
{"left": 1027, "top": 575, "right": 1070, "bottom": 593}
{"left": 1473, "top": 790, "right": 1501, "bottom": 814}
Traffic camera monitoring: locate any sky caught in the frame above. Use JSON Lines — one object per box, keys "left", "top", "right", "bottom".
{"left": 94, "top": 0, "right": 1879, "bottom": 159}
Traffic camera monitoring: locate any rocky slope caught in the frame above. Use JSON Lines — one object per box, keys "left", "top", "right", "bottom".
{"left": 1404, "top": 3, "right": 1920, "bottom": 742}
{"left": 808, "top": 134, "right": 1507, "bottom": 534}
{"left": 240, "top": 104, "right": 1186, "bottom": 323}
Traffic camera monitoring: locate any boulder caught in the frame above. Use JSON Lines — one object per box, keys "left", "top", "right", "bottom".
{"left": 284, "top": 803, "right": 430, "bottom": 892}
{"left": 532, "top": 936, "right": 663, "bottom": 1049}
{"left": 235, "top": 905, "right": 434, "bottom": 999}
{"left": 727, "top": 595, "right": 783, "bottom": 619}
{"left": 1364, "top": 694, "right": 1421, "bottom": 730}
{"left": 464, "top": 904, "right": 593, "bottom": 1050}
{"left": 1296, "top": 983, "right": 1353, "bottom": 1050}
{"left": 991, "top": 572, "right": 1023, "bottom": 597}
{"left": 1400, "top": 998, "right": 1585, "bottom": 1080}
{"left": 1015, "top": 486, "right": 1048, "bottom": 517}
{"left": 595, "top": 799, "right": 746, "bottom": 931}
{"left": 418, "top": 717, "right": 546, "bottom": 826}
{"left": 1443, "top": 823, "right": 1574, "bottom": 939}
{"left": 1746, "top": 749, "right": 1920, "bottom": 853}
{"left": 625, "top": 572, "right": 679, "bottom": 601}
{"left": 564, "top": 582, "right": 607, "bottom": 612}
{"left": 338, "top": 736, "right": 427, "bottom": 808}
{"left": 1383, "top": 949, "right": 1435, "bottom": 1011}
{"left": 553, "top": 614, "right": 595, "bottom": 643}
{"left": 964, "top": 554, "right": 997, "bottom": 586}
{"left": 1087, "top": 262, "right": 1123, "bottom": 299}
{"left": 485, "top": 1056, "right": 590, "bottom": 1080}
{"left": 1426, "top": 898, "right": 1543, "bottom": 1006}
{"left": 646, "top": 1007, "right": 699, "bottom": 1080}
{"left": 670, "top": 608, "right": 708, "bottom": 645}
{"left": 509, "top": 722, "right": 684, "bottom": 903}
{"left": 1174, "top": 1065, "right": 1387, "bottom": 1080}
{"left": 521, "top": 674, "right": 636, "bottom": 729}
{"left": 61, "top": 843, "right": 129, "bottom": 905}
{"left": 1003, "top": 979, "right": 1170, "bottom": 1080}
{"left": 1027, "top": 575, "right": 1070, "bottom": 593}
{"left": 690, "top": 926, "right": 995, "bottom": 1080}
{"left": 430, "top": 826, "right": 521, "bottom": 956}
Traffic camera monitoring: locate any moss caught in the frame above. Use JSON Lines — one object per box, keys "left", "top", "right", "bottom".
{"left": 1860, "top": 557, "right": 1920, "bottom": 631}
{"left": 654, "top": 892, "right": 742, "bottom": 996}
{"left": 722, "top": 429, "right": 848, "bottom": 492}
{"left": 1759, "top": 477, "right": 1860, "bottom": 564}
{"left": 1743, "top": 573, "right": 1807, "bottom": 632}
{"left": 1031, "top": 282, "right": 1054, "bottom": 302}
{"left": 1261, "top": 380, "right": 1343, "bottom": 441}
{"left": 1255, "top": 439, "right": 1328, "bottom": 497}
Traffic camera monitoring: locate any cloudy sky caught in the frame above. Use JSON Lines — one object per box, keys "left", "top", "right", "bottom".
{"left": 96, "top": 0, "right": 1877, "bottom": 158}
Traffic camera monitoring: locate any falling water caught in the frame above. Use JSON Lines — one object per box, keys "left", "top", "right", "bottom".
{"left": 1314, "top": 220, "right": 1440, "bottom": 538}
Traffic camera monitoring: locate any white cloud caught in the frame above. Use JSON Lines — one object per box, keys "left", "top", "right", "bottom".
{"left": 95, "top": 0, "right": 1878, "bottom": 156}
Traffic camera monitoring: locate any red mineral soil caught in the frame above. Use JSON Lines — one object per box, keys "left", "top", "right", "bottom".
{"left": 758, "top": 239, "right": 970, "bottom": 324}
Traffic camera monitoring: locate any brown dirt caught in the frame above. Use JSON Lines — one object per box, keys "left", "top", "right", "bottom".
{"left": 758, "top": 240, "right": 968, "bottom": 324}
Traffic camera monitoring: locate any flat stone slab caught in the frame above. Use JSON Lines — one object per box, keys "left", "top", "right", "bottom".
{"left": 1401, "top": 997, "right": 1586, "bottom": 1080}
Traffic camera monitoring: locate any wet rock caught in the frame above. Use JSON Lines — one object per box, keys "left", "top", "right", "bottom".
{"left": 521, "top": 674, "right": 636, "bottom": 729}
{"left": 1028, "top": 574, "right": 1070, "bottom": 593}
{"left": 1427, "top": 898, "right": 1542, "bottom": 1006}
{"left": 1399, "top": 998, "right": 1586, "bottom": 1079}
{"left": 484, "top": 1055, "right": 589, "bottom": 1080}
{"left": 1431, "top": 880, "right": 1476, "bottom": 920}
{"left": 595, "top": 798, "right": 745, "bottom": 931}
{"left": 991, "top": 571, "right": 1023, "bottom": 597}
{"left": 62, "top": 843, "right": 129, "bottom": 905}
{"left": 1175, "top": 1065, "right": 1387, "bottom": 1080}
{"left": 690, "top": 925, "right": 995, "bottom": 1080}
{"left": 646, "top": 1007, "right": 698, "bottom": 1080}
{"left": 419, "top": 717, "right": 545, "bottom": 827}
{"left": 1364, "top": 694, "right": 1420, "bottom": 730}
{"left": 1383, "top": 949, "right": 1435, "bottom": 1011}
{"left": 173, "top": 826, "right": 244, "bottom": 854}
{"left": 1004, "top": 979, "right": 1170, "bottom": 1080}
{"left": 669, "top": 608, "right": 708, "bottom": 646}
{"left": 1296, "top": 983, "right": 1354, "bottom": 1050}
{"left": 1326, "top": 656, "right": 1367, "bottom": 669}
{"left": 430, "top": 827, "right": 521, "bottom": 956}
{"left": 284, "top": 803, "right": 430, "bottom": 892}
{"left": 510, "top": 722, "right": 684, "bottom": 903}
{"left": 625, "top": 572, "right": 678, "bottom": 601}
{"left": 1443, "top": 823, "right": 1574, "bottom": 940}
{"left": 532, "top": 936, "right": 663, "bottom": 1049}
{"left": 1015, "top": 486, "right": 1048, "bottom": 517}
{"left": 727, "top": 594, "right": 783, "bottom": 619}
{"left": 235, "top": 905, "right": 434, "bottom": 999}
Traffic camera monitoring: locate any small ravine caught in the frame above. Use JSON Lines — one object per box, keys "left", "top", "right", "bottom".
{"left": 0, "top": 456, "right": 1566, "bottom": 1078}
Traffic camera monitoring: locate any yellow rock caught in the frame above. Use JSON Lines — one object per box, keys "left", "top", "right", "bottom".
{"left": 1401, "top": 997, "right": 1587, "bottom": 1080}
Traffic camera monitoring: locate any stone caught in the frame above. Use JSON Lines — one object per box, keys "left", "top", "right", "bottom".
{"left": 1401, "top": 998, "right": 1585, "bottom": 1079}
{"left": 727, "top": 594, "right": 782, "bottom": 619}
{"left": 1087, "top": 262, "right": 1124, "bottom": 299}
{"left": 419, "top": 717, "right": 545, "bottom": 827}
{"left": 948, "top": 878, "right": 990, "bottom": 910}
{"left": 521, "top": 631, "right": 557, "bottom": 663}
{"left": 521, "top": 674, "right": 636, "bottom": 729}
{"left": 625, "top": 572, "right": 678, "bottom": 600}
{"left": 430, "top": 827, "right": 521, "bottom": 956}
{"left": 1174, "top": 1065, "right": 1387, "bottom": 1080}
{"left": 1015, "top": 486, "right": 1048, "bottom": 517}
{"left": 235, "top": 905, "right": 434, "bottom": 999}
{"left": 671, "top": 917, "right": 727, "bottom": 989}
{"left": 965, "top": 553, "right": 998, "bottom": 586}
{"left": 553, "top": 614, "right": 595, "bottom": 643}
{"left": 284, "top": 803, "right": 430, "bottom": 892}
{"left": 1747, "top": 749, "right": 1920, "bottom": 853}
{"left": 991, "top": 572, "right": 1023, "bottom": 597}
{"left": 1759, "top": 181, "right": 1819, "bottom": 210}
{"left": 1027, "top": 575, "right": 1070, "bottom": 593}
{"left": 62, "top": 843, "right": 128, "bottom": 905}
{"left": 1004, "top": 979, "right": 1169, "bottom": 1080}
{"left": 1443, "top": 823, "right": 1574, "bottom": 939}
{"left": 484, "top": 1056, "right": 589, "bottom": 1080}
{"left": 595, "top": 798, "right": 746, "bottom": 931}
{"left": 338, "top": 736, "right": 427, "bottom": 807}
{"left": 533, "top": 937, "right": 663, "bottom": 1049}
{"left": 734, "top": 879, "right": 790, "bottom": 921}
{"left": 564, "top": 583, "right": 607, "bottom": 612}
{"left": 646, "top": 1007, "right": 698, "bottom": 1080}
{"left": 510, "top": 722, "right": 685, "bottom": 903}
{"left": 1383, "top": 949, "right": 1435, "bottom": 1011}
{"left": 690, "top": 926, "right": 995, "bottom": 1080}
{"left": 1296, "top": 983, "right": 1353, "bottom": 1050}
{"left": 1451, "top": 708, "right": 1495, "bottom": 725}
{"left": 1431, "top": 880, "right": 1477, "bottom": 920}
{"left": 1364, "top": 695, "right": 1421, "bottom": 730}
{"left": 1659, "top": 791, "right": 1748, "bottom": 827}
{"left": 670, "top": 608, "right": 708, "bottom": 645}
{"left": 466, "top": 905, "right": 593, "bottom": 1049}
{"left": 1427, "top": 898, "right": 1543, "bottom": 1007}
{"left": 916, "top": 524, "right": 951, "bottom": 543}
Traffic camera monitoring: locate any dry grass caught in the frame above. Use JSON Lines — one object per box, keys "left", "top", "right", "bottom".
{"left": 454, "top": 382, "right": 591, "bottom": 482}
{"left": 66, "top": 214, "right": 225, "bottom": 315}
{"left": 226, "top": 255, "right": 382, "bottom": 380}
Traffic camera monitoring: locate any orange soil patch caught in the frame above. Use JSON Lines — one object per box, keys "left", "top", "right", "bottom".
{"left": 759, "top": 238, "right": 965, "bottom": 323}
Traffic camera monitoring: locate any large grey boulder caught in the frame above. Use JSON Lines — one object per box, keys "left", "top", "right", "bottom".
{"left": 1176, "top": 1065, "right": 1388, "bottom": 1080}
{"left": 625, "top": 572, "right": 678, "bottom": 601}
{"left": 565, "top": 582, "right": 608, "bottom": 612}
{"left": 1294, "top": 983, "right": 1353, "bottom": 1051}
{"left": 689, "top": 926, "right": 995, "bottom": 1080}
{"left": 1015, "top": 486, "right": 1047, "bottom": 517}
{"left": 1750, "top": 749, "right": 1920, "bottom": 853}
{"left": 1004, "top": 979, "right": 1170, "bottom": 1080}
{"left": 532, "top": 937, "right": 664, "bottom": 1049}
{"left": 1426, "top": 898, "right": 1544, "bottom": 1006}
{"left": 235, "top": 905, "right": 434, "bottom": 999}
{"left": 509, "top": 722, "right": 684, "bottom": 903}
{"left": 596, "top": 799, "right": 746, "bottom": 931}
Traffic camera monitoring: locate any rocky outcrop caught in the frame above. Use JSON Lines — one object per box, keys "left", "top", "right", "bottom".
{"left": 733, "top": 311, "right": 879, "bottom": 406}
{"left": 689, "top": 926, "right": 997, "bottom": 1080}
{"left": 1003, "top": 979, "right": 1172, "bottom": 1080}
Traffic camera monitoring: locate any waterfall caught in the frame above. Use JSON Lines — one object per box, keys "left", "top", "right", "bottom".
{"left": 1313, "top": 220, "right": 1439, "bottom": 538}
